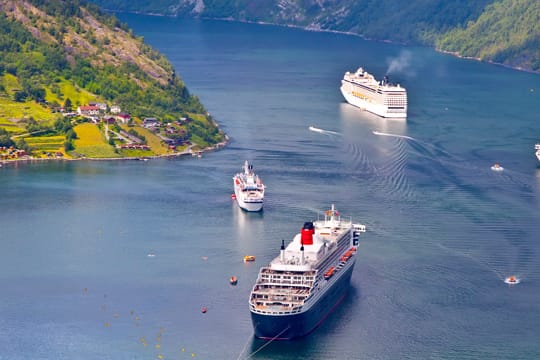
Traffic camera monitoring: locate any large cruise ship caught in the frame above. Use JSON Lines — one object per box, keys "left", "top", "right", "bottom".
{"left": 233, "top": 160, "right": 265, "bottom": 212}
{"left": 249, "top": 205, "right": 366, "bottom": 340}
{"left": 340, "top": 67, "right": 407, "bottom": 118}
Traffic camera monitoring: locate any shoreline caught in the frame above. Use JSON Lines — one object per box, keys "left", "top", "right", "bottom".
{"left": 112, "top": 10, "right": 539, "bottom": 75}
{"left": 0, "top": 136, "right": 229, "bottom": 167}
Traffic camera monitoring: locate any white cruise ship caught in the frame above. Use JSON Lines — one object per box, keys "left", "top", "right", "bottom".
{"left": 233, "top": 160, "right": 265, "bottom": 212}
{"left": 340, "top": 67, "right": 407, "bottom": 118}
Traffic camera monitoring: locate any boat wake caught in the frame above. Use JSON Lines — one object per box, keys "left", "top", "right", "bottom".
{"left": 309, "top": 126, "right": 342, "bottom": 136}
{"left": 372, "top": 130, "right": 414, "bottom": 141}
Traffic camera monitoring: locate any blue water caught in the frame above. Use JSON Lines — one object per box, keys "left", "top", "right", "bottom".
{"left": 1, "top": 14, "right": 540, "bottom": 359}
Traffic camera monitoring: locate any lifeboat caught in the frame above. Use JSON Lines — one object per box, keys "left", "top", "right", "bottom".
{"left": 230, "top": 276, "right": 238, "bottom": 285}
{"left": 340, "top": 253, "right": 351, "bottom": 262}
{"left": 324, "top": 267, "right": 336, "bottom": 280}
{"left": 243, "top": 255, "right": 256, "bottom": 262}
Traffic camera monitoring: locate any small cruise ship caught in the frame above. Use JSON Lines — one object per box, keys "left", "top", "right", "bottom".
{"left": 233, "top": 160, "right": 265, "bottom": 212}
{"left": 249, "top": 205, "right": 366, "bottom": 340}
{"left": 535, "top": 144, "right": 540, "bottom": 162}
{"left": 340, "top": 67, "right": 407, "bottom": 118}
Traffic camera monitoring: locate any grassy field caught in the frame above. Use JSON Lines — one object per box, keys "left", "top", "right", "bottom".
{"left": 124, "top": 124, "right": 170, "bottom": 155}
{"left": 73, "top": 123, "right": 119, "bottom": 158}
{"left": 0, "top": 74, "right": 58, "bottom": 130}
{"left": 25, "top": 135, "right": 65, "bottom": 153}
{"left": 0, "top": 97, "right": 57, "bottom": 125}
{"left": 56, "top": 80, "right": 98, "bottom": 107}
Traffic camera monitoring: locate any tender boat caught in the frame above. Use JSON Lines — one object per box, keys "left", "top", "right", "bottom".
{"left": 233, "top": 160, "right": 265, "bottom": 212}
{"left": 244, "top": 255, "right": 256, "bottom": 262}
{"left": 504, "top": 275, "right": 520, "bottom": 285}
{"left": 249, "top": 204, "right": 366, "bottom": 340}
{"left": 491, "top": 163, "right": 504, "bottom": 171}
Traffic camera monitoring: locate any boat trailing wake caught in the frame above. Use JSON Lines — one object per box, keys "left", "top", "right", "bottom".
{"left": 372, "top": 130, "right": 414, "bottom": 141}
{"left": 309, "top": 126, "right": 342, "bottom": 136}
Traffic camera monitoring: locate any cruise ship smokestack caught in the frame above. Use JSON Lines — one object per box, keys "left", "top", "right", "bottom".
{"left": 280, "top": 239, "right": 285, "bottom": 262}
{"left": 301, "top": 222, "right": 314, "bottom": 245}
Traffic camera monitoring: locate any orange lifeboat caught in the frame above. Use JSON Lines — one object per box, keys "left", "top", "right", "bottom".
{"left": 340, "top": 254, "right": 351, "bottom": 262}
{"left": 243, "top": 255, "right": 256, "bottom": 262}
{"left": 324, "top": 267, "right": 336, "bottom": 280}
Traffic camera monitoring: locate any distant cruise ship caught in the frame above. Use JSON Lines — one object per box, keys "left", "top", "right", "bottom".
{"left": 340, "top": 67, "right": 407, "bottom": 118}
{"left": 249, "top": 205, "right": 366, "bottom": 340}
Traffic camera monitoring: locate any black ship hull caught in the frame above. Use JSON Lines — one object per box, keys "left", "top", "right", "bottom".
{"left": 250, "top": 261, "right": 355, "bottom": 340}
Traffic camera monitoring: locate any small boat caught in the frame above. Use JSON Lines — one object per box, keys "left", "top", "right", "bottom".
{"left": 230, "top": 276, "right": 238, "bottom": 285}
{"left": 201, "top": 306, "right": 207, "bottom": 313}
{"left": 491, "top": 163, "right": 504, "bottom": 171}
{"left": 504, "top": 275, "right": 520, "bottom": 285}
{"left": 244, "top": 255, "right": 256, "bottom": 262}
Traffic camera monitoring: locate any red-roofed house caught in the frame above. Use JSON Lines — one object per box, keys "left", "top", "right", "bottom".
{"left": 77, "top": 105, "right": 100, "bottom": 116}
{"left": 116, "top": 113, "right": 131, "bottom": 124}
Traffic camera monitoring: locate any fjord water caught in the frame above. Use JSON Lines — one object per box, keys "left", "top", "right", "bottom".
{"left": 2, "top": 14, "right": 540, "bottom": 360}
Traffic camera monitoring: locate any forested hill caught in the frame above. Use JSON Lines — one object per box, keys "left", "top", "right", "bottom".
{"left": 90, "top": 0, "right": 540, "bottom": 73}
{"left": 0, "top": 0, "right": 225, "bottom": 159}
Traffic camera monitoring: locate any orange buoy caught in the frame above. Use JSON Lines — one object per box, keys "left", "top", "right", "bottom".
{"left": 201, "top": 306, "right": 207, "bottom": 313}
{"left": 230, "top": 276, "right": 238, "bottom": 285}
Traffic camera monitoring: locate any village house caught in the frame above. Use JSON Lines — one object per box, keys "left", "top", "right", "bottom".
{"left": 143, "top": 117, "right": 159, "bottom": 129}
{"left": 103, "top": 116, "right": 116, "bottom": 124}
{"left": 110, "top": 105, "right": 121, "bottom": 114}
{"left": 89, "top": 102, "right": 107, "bottom": 111}
{"left": 77, "top": 105, "right": 100, "bottom": 116}
{"left": 116, "top": 113, "right": 131, "bottom": 124}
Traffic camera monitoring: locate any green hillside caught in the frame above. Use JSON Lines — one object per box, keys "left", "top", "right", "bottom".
{"left": 437, "top": 0, "right": 540, "bottom": 71}
{"left": 0, "top": 0, "right": 225, "bottom": 160}
{"left": 90, "top": 0, "right": 539, "bottom": 73}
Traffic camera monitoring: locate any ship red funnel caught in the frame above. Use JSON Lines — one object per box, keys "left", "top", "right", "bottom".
{"left": 301, "top": 222, "right": 314, "bottom": 245}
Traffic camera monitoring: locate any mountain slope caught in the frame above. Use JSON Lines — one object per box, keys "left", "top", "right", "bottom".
{"left": 437, "top": 0, "right": 540, "bottom": 71}
{"left": 90, "top": 0, "right": 539, "bottom": 73}
{"left": 0, "top": 0, "right": 225, "bottom": 159}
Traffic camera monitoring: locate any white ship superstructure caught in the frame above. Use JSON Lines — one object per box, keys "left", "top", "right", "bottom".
{"left": 249, "top": 205, "right": 366, "bottom": 340}
{"left": 233, "top": 160, "right": 265, "bottom": 212}
{"left": 340, "top": 67, "right": 407, "bottom": 118}
{"left": 535, "top": 144, "right": 540, "bottom": 162}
